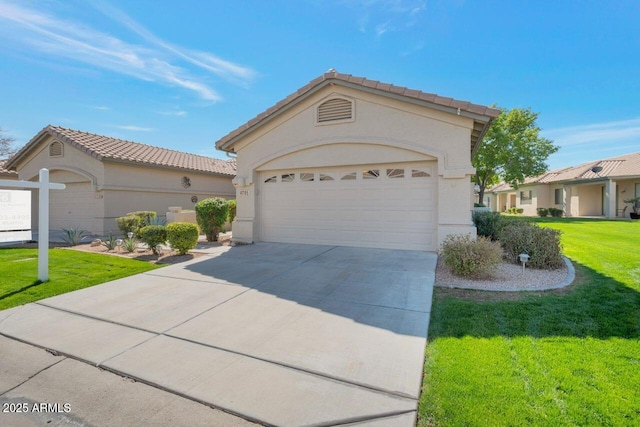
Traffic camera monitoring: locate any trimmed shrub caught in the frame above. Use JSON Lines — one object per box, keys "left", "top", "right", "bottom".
{"left": 167, "top": 222, "right": 199, "bottom": 255}
{"left": 472, "top": 211, "right": 503, "bottom": 241}
{"left": 549, "top": 207, "right": 563, "bottom": 217}
{"left": 195, "top": 198, "right": 230, "bottom": 241}
{"left": 228, "top": 199, "right": 237, "bottom": 223}
{"left": 127, "top": 211, "right": 156, "bottom": 225}
{"left": 440, "top": 234, "right": 503, "bottom": 278}
{"left": 498, "top": 222, "right": 564, "bottom": 269}
{"left": 116, "top": 215, "right": 142, "bottom": 236}
{"left": 139, "top": 225, "right": 167, "bottom": 255}
{"left": 537, "top": 207, "right": 549, "bottom": 217}
{"left": 117, "top": 211, "right": 158, "bottom": 237}
{"left": 473, "top": 203, "right": 486, "bottom": 207}
{"left": 516, "top": 208, "right": 524, "bottom": 214}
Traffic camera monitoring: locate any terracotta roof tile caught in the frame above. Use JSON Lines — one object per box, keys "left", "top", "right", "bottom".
{"left": 490, "top": 151, "right": 640, "bottom": 192}
{"left": 9, "top": 126, "right": 236, "bottom": 176}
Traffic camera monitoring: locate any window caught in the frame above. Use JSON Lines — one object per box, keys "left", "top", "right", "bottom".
{"left": 386, "top": 168, "right": 404, "bottom": 179}
{"left": 411, "top": 169, "right": 430, "bottom": 178}
{"left": 49, "top": 141, "right": 63, "bottom": 157}
{"left": 317, "top": 98, "right": 353, "bottom": 123}
{"left": 264, "top": 175, "right": 277, "bottom": 183}
{"left": 281, "top": 173, "right": 295, "bottom": 182}
{"left": 520, "top": 190, "right": 532, "bottom": 204}
{"left": 340, "top": 172, "right": 356, "bottom": 180}
{"left": 319, "top": 173, "right": 334, "bottom": 181}
{"left": 362, "top": 169, "right": 379, "bottom": 179}
{"left": 554, "top": 188, "right": 563, "bottom": 205}
{"left": 300, "top": 173, "right": 314, "bottom": 182}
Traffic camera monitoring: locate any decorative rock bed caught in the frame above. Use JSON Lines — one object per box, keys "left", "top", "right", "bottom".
{"left": 435, "top": 256, "right": 575, "bottom": 292}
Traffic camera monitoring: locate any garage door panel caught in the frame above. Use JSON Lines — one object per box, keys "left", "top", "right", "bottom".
{"left": 260, "top": 163, "right": 436, "bottom": 251}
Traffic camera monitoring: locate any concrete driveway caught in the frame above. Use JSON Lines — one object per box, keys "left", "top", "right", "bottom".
{"left": 0, "top": 243, "right": 436, "bottom": 426}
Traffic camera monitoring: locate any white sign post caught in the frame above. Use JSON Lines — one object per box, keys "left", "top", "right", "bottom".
{"left": 0, "top": 168, "right": 66, "bottom": 281}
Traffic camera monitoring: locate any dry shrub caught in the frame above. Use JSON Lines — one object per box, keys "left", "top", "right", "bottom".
{"left": 440, "top": 234, "right": 503, "bottom": 278}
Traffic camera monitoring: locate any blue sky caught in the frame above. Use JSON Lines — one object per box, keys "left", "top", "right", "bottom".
{"left": 0, "top": 0, "right": 639, "bottom": 170}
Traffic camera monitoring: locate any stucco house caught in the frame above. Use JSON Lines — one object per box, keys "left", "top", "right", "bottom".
{"left": 3, "top": 125, "right": 236, "bottom": 235}
{"left": 489, "top": 151, "right": 640, "bottom": 218}
{"left": 215, "top": 70, "right": 499, "bottom": 251}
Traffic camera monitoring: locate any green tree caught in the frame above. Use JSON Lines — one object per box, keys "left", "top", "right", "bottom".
{"left": 474, "top": 107, "right": 558, "bottom": 205}
{"left": 0, "top": 127, "right": 16, "bottom": 159}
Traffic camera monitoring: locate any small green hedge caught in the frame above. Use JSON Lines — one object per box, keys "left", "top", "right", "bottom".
{"left": 499, "top": 222, "right": 564, "bottom": 269}
{"left": 440, "top": 234, "right": 503, "bottom": 278}
{"left": 138, "top": 225, "right": 167, "bottom": 255}
{"left": 537, "top": 207, "right": 549, "bottom": 217}
{"left": 228, "top": 199, "right": 237, "bottom": 223}
{"left": 167, "top": 222, "right": 199, "bottom": 255}
{"left": 195, "top": 198, "right": 229, "bottom": 241}
{"left": 116, "top": 211, "right": 157, "bottom": 237}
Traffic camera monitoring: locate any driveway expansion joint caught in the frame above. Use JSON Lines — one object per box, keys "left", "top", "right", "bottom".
{"left": 18, "top": 303, "right": 418, "bottom": 401}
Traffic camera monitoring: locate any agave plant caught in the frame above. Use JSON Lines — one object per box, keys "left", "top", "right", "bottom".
{"left": 61, "top": 227, "right": 89, "bottom": 246}
{"left": 101, "top": 231, "right": 119, "bottom": 251}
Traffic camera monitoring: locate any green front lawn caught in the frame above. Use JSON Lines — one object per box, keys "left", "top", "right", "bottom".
{"left": 0, "top": 248, "right": 161, "bottom": 311}
{"left": 420, "top": 218, "right": 640, "bottom": 426}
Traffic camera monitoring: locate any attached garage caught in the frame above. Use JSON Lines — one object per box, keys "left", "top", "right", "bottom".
{"left": 216, "top": 70, "right": 499, "bottom": 251}
{"left": 259, "top": 162, "right": 436, "bottom": 250}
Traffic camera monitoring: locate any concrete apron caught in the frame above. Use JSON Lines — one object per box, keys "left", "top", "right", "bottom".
{"left": 0, "top": 243, "right": 436, "bottom": 427}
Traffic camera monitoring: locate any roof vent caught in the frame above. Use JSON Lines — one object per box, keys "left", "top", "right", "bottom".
{"left": 317, "top": 98, "right": 353, "bottom": 123}
{"left": 49, "top": 141, "right": 63, "bottom": 157}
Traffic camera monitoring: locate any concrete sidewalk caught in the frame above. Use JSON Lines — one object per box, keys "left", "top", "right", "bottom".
{"left": 0, "top": 243, "right": 435, "bottom": 426}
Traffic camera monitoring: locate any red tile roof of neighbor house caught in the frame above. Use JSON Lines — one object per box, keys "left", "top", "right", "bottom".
{"left": 5, "top": 126, "right": 236, "bottom": 176}
{"left": 215, "top": 69, "right": 501, "bottom": 154}
{"left": 490, "top": 151, "right": 640, "bottom": 192}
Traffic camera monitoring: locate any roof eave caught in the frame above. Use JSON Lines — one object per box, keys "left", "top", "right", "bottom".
{"left": 215, "top": 77, "right": 499, "bottom": 152}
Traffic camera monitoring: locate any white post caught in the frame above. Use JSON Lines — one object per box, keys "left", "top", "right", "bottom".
{"left": 0, "top": 170, "right": 64, "bottom": 282}
{"left": 38, "top": 169, "right": 50, "bottom": 282}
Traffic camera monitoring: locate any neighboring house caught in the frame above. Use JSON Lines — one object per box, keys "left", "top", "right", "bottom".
{"left": 215, "top": 70, "right": 499, "bottom": 251}
{"left": 489, "top": 151, "right": 640, "bottom": 218}
{"left": 3, "top": 125, "right": 236, "bottom": 235}
{"left": 0, "top": 160, "right": 18, "bottom": 180}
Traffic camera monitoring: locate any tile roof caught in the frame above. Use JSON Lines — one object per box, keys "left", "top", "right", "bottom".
{"left": 5, "top": 126, "right": 236, "bottom": 176}
{"left": 215, "top": 69, "right": 500, "bottom": 153}
{"left": 0, "top": 159, "right": 18, "bottom": 176}
{"left": 490, "top": 151, "right": 640, "bottom": 192}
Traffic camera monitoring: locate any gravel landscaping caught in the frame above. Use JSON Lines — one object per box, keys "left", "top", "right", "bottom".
{"left": 435, "top": 256, "right": 575, "bottom": 292}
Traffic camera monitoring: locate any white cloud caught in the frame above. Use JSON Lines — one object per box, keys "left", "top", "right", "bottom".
{"left": 157, "top": 110, "right": 188, "bottom": 117}
{"left": 0, "top": 1, "right": 256, "bottom": 101}
{"left": 544, "top": 118, "right": 640, "bottom": 146}
{"left": 343, "top": 0, "right": 427, "bottom": 35}
{"left": 91, "top": 106, "right": 110, "bottom": 110}
{"left": 117, "top": 125, "right": 155, "bottom": 132}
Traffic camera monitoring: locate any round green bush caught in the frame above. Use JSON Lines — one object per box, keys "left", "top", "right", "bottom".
{"left": 138, "top": 225, "right": 167, "bottom": 255}
{"left": 499, "top": 222, "right": 564, "bottom": 269}
{"left": 195, "top": 197, "right": 229, "bottom": 242}
{"left": 166, "top": 222, "right": 199, "bottom": 255}
{"left": 440, "top": 234, "right": 503, "bottom": 278}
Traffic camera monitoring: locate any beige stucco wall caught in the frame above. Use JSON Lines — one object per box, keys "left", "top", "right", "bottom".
{"left": 230, "top": 86, "right": 479, "bottom": 250}
{"left": 13, "top": 136, "right": 235, "bottom": 235}
{"left": 101, "top": 162, "right": 235, "bottom": 233}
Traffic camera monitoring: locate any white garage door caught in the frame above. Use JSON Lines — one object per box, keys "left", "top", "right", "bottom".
{"left": 259, "top": 162, "right": 437, "bottom": 251}
{"left": 50, "top": 181, "right": 97, "bottom": 232}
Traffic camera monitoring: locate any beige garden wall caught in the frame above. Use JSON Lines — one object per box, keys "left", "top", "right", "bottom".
{"left": 231, "top": 85, "right": 478, "bottom": 249}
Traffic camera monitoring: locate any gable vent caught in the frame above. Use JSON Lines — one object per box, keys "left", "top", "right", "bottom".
{"left": 317, "top": 98, "right": 353, "bottom": 123}
{"left": 49, "top": 141, "right": 63, "bottom": 157}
